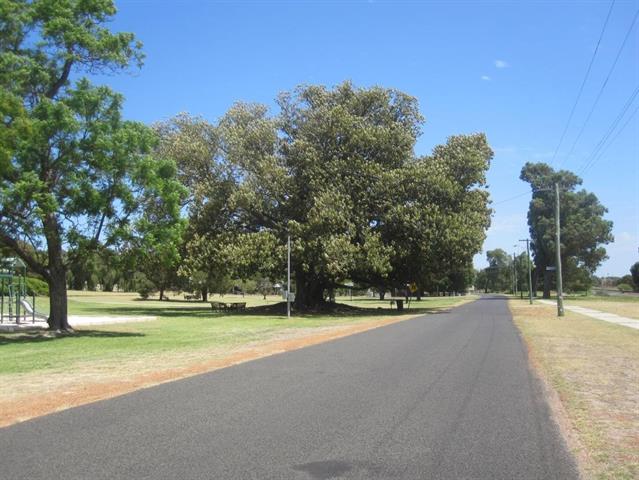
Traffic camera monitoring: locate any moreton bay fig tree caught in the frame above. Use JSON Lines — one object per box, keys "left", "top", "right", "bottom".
{"left": 160, "top": 83, "right": 492, "bottom": 309}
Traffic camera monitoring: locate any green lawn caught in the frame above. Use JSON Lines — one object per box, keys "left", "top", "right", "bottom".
{"left": 0, "top": 292, "right": 473, "bottom": 376}
{"left": 27, "top": 291, "right": 281, "bottom": 317}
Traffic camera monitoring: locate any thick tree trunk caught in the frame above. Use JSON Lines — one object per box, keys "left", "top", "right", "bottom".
{"left": 201, "top": 287, "right": 208, "bottom": 302}
{"left": 48, "top": 271, "right": 69, "bottom": 331}
{"left": 44, "top": 214, "right": 70, "bottom": 331}
{"left": 378, "top": 289, "right": 386, "bottom": 300}
{"left": 543, "top": 269, "right": 551, "bottom": 299}
{"left": 159, "top": 287, "right": 165, "bottom": 301}
{"left": 294, "top": 270, "right": 326, "bottom": 309}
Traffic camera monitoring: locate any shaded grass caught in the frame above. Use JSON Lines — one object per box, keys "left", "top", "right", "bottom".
{"left": 510, "top": 299, "right": 639, "bottom": 480}
{"left": 26, "top": 292, "right": 472, "bottom": 317}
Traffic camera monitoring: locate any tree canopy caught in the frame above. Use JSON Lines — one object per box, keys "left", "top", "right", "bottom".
{"left": 519, "top": 162, "right": 613, "bottom": 297}
{"left": 157, "top": 83, "right": 493, "bottom": 308}
{"left": 0, "top": 0, "right": 183, "bottom": 329}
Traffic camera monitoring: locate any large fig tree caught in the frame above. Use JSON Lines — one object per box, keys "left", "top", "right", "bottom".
{"left": 159, "top": 84, "right": 492, "bottom": 309}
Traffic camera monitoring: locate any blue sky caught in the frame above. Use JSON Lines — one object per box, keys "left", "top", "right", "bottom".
{"left": 99, "top": 0, "right": 638, "bottom": 276}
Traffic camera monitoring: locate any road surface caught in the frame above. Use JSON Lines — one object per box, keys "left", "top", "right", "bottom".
{"left": 0, "top": 296, "right": 578, "bottom": 479}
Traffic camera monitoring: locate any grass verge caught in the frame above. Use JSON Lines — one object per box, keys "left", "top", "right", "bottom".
{"left": 510, "top": 299, "right": 639, "bottom": 479}
{"left": 564, "top": 296, "right": 639, "bottom": 320}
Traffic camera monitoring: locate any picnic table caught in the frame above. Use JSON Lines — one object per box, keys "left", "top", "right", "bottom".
{"left": 389, "top": 297, "right": 407, "bottom": 311}
{"left": 210, "top": 301, "right": 247, "bottom": 312}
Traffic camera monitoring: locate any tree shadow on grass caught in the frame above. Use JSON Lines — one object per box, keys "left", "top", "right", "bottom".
{"left": 69, "top": 302, "right": 455, "bottom": 320}
{"left": 0, "top": 330, "right": 145, "bottom": 345}
{"left": 241, "top": 301, "right": 455, "bottom": 318}
{"left": 72, "top": 305, "right": 218, "bottom": 318}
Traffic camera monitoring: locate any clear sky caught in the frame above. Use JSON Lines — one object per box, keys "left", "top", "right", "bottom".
{"left": 98, "top": 0, "right": 639, "bottom": 276}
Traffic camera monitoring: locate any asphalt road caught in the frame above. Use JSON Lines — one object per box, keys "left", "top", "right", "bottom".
{"left": 0, "top": 296, "right": 578, "bottom": 479}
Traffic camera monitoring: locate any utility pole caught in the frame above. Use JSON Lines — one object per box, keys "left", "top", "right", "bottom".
{"left": 555, "top": 183, "right": 565, "bottom": 317}
{"left": 520, "top": 239, "right": 533, "bottom": 304}
{"left": 512, "top": 250, "right": 518, "bottom": 296}
{"left": 287, "top": 235, "right": 291, "bottom": 319}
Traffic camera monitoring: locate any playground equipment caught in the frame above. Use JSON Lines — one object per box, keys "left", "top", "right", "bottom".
{"left": 0, "top": 257, "right": 47, "bottom": 325}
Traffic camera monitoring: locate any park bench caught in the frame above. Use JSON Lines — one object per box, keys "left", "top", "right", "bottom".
{"left": 210, "top": 301, "right": 246, "bottom": 312}
{"left": 389, "top": 297, "right": 406, "bottom": 311}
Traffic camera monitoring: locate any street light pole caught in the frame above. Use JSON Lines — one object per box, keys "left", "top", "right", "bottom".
{"left": 520, "top": 239, "right": 533, "bottom": 305}
{"left": 287, "top": 235, "right": 291, "bottom": 319}
{"left": 555, "top": 183, "right": 565, "bottom": 317}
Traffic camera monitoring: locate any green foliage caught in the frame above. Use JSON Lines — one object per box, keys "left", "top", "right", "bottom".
{"left": 0, "top": 0, "right": 182, "bottom": 328}
{"left": 160, "top": 84, "right": 491, "bottom": 308}
{"left": 514, "top": 251, "right": 532, "bottom": 294}
{"left": 631, "top": 262, "right": 639, "bottom": 292}
{"left": 26, "top": 276, "right": 49, "bottom": 296}
{"left": 483, "top": 248, "right": 512, "bottom": 292}
{"left": 617, "top": 275, "right": 634, "bottom": 287}
{"left": 563, "top": 258, "right": 593, "bottom": 293}
{"left": 519, "top": 163, "right": 613, "bottom": 297}
{"left": 128, "top": 156, "right": 188, "bottom": 298}
{"left": 617, "top": 283, "right": 633, "bottom": 293}
{"left": 132, "top": 272, "right": 156, "bottom": 299}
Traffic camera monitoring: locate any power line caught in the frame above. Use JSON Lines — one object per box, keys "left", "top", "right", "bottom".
{"left": 558, "top": 7, "right": 639, "bottom": 168}
{"left": 549, "top": 0, "right": 616, "bottom": 166}
{"left": 577, "top": 84, "right": 639, "bottom": 175}
{"left": 580, "top": 101, "right": 639, "bottom": 175}
{"left": 492, "top": 191, "right": 531, "bottom": 206}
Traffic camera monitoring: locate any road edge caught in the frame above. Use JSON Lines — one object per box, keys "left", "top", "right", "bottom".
{"left": 508, "top": 300, "right": 590, "bottom": 479}
{"left": 1, "top": 297, "right": 477, "bottom": 428}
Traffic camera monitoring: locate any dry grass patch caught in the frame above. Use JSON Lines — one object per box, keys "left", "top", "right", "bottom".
{"left": 565, "top": 300, "right": 639, "bottom": 320}
{"left": 510, "top": 300, "right": 639, "bottom": 479}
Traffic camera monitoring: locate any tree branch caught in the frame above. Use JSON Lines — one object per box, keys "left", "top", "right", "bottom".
{"left": 45, "top": 57, "right": 73, "bottom": 99}
{"left": 0, "top": 230, "right": 50, "bottom": 280}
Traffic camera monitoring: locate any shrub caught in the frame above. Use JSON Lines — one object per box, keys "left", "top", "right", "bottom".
{"left": 133, "top": 272, "right": 156, "bottom": 299}
{"left": 0, "top": 277, "right": 49, "bottom": 296}
{"left": 617, "top": 283, "right": 633, "bottom": 293}
{"left": 26, "top": 277, "right": 49, "bottom": 296}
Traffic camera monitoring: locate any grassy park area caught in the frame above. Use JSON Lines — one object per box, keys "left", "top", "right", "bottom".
{"left": 510, "top": 298, "right": 639, "bottom": 480}
{"left": 0, "top": 291, "right": 474, "bottom": 426}
{"left": 2, "top": 291, "right": 470, "bottom": 375}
